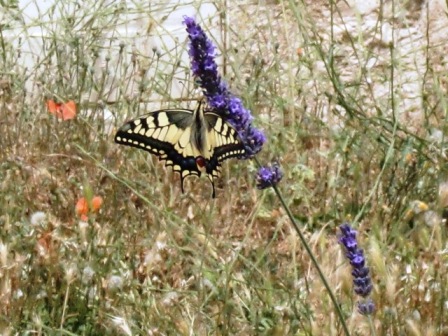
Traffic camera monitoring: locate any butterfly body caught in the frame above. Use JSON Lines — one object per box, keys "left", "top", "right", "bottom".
{"left": 115, "top": 102, "right": 245, "bottom": 197}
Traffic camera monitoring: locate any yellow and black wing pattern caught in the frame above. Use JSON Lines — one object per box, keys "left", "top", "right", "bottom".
{"left": 114, "top": 102, "right": 245, "bottom": 197}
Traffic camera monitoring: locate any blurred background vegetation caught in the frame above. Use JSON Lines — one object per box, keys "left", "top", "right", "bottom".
{"left": 1, "top": 0, "right": 447, "bottom": 334}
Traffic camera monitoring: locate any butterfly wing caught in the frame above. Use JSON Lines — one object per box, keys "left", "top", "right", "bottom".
{"left": 115, "top": 109, "right": 203, "bottom": 191}
{"left": 202, "top": 111, "right": 246, "bottom": 186}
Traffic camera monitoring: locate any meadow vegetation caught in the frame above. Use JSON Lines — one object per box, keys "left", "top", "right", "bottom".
{"left": 1, "top": 0, "right": 447, "bottom": 334}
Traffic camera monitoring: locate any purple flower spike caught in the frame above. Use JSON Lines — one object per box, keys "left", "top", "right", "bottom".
{"left": 183, "top": 16, "right": 265, "bottom": 157}
{"left": 357, "top": 298, "right": 375, "bottom": 316}
{"left": 256, "top": 163, "right": 283, "bottom": 190}
{"left": 243, "top": 127, "right": 266, "bottom": 158}
{"left": 339, "top": 223, "right": 375, "bottom": 315}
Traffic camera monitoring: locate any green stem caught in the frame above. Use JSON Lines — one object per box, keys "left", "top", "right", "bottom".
{"left": 254, "top": 157, "right": 350, "bottom": 336}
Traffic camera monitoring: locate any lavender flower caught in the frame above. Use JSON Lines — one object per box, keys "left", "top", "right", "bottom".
{"left": 339, "top": 223, "right": 375, "bottom": 315}
{"left": 183, "top": 16, "right": 265, "bottom": 157}
{"left": 357, "top": 298, "right": 375, "bottom": 316}
{"left": 256, "top": 163, "right": 283, "bottom": 189}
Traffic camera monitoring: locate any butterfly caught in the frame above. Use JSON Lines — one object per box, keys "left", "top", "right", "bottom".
{"left": 114, "top": 101, "right": 246, "bottom": 197}
{"left": 46, "top": 99, "right": 77, "bottom": 120}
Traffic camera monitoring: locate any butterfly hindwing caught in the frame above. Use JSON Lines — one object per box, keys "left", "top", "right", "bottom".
{"left": 115, "top": 103, "right": 246, "bottom": 197}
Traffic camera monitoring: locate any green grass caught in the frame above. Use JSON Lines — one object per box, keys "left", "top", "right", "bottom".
{"left": 1, "top": 0, "right": 448, "bottom": 334}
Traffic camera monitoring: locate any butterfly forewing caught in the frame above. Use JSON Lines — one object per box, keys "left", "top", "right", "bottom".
{"left": 115, "top": 109, "right": 201, "bottom": 179}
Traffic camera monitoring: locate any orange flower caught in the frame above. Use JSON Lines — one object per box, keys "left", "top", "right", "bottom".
{"left": 76, "top": 198, "right": 89, "bottom": 221}
{"left": 91, "top": 196, "right": 103, "bottom": 211}
{"left": 47, "top": 99, "right": 77, "bottom": 120}
{"left": 76, "top": 196, "right": 103, "bottom": 221}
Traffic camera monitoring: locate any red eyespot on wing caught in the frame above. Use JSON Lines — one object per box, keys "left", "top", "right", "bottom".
{"left": 196, "top": 157, "right": 206, "bottom": 168}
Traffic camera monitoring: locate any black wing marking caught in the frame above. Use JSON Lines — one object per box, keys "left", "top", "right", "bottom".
{"left": 115, "top": 109, "right": 202, "bottom": 192}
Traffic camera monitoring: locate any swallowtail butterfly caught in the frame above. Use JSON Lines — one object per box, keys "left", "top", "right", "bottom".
{"left": 115, "top": 101, "right": 245, "bottom": 197}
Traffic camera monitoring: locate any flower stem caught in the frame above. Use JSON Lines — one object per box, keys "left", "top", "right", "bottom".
{"left": 253, "top": 157, "right": 350, "bottom": 335}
